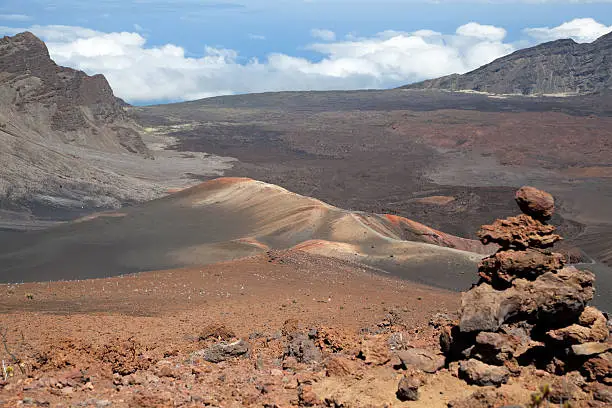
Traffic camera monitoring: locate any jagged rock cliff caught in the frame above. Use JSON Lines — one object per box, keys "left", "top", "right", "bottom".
{"left": 0, "top": 32, "right": 156, "bottom": 220}
{"left": 0, "top": 31, "right": 148, "bottom": 153}
{"left": 404, "top": 32, "right": 612, "bottom": 95}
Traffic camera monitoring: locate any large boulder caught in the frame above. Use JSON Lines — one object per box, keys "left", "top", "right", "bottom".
{"left": 460, "top": 267, "right": 595, "bottom": 333}
{"left": 515, "top": 186, "right": 555, "bottom": 221}
{"left": 477, "top": 214, "right": 561, "bottom": 250}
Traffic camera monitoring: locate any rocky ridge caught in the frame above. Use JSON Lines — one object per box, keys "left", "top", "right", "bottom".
{"left": 404, "top": 31, "right": 612, "bottom": 95}
{"left": 440, "top": 186, "right": 611, "bottom": 391}
{"left": 0, "top": 31, "right": 148, "bottom": 154}
{"left": 0, "top": 32, "right": 231, "bottom": 222}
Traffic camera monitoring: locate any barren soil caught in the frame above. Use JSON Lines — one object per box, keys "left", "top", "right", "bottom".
{"left": 0, "top": 251, "right": 592, "bottom": 408}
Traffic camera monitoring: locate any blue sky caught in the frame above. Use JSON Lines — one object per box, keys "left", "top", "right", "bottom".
{"left": 1, "top": 1, "right": 611, "bottom": 104}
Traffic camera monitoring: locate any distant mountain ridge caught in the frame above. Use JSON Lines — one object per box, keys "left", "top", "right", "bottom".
{"left": 403, "top": 31, "right": 612, "bottom": 95}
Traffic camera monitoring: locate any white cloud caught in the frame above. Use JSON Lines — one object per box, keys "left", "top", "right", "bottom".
{"left": 524, "top": 18, "right": 612, "bottom": 43}
{"left": 456, "top": 22, "right": 507, "bottom": 42}
{"left": 1, "top": 18, "right": 607, "bottom": 104}
{"left": 0, "top": 14, "right": 32, "bottom": 21}
{"left": 310, "top": 28, "right": 336, "bottom": 41}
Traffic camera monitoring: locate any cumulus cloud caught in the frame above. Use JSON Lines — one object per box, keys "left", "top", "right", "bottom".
{"left": 456, "top": 22, "right": 507, "bottom": 42}
{"left": 310, "top": 28, "right": 336, "bottom": 41}
{"left": 524, "top": 18, "right": 612, "bottom": 43}
{"left": 0, "top": 18, "right": 607, "bottom": 104}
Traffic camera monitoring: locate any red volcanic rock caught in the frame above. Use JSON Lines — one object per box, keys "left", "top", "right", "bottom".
{"left": 581, "top": 352, "right": 612, "bottom": 382}
{"left": 477, "top": 214, "right": 561, "bottom": 249}
{"left": 396, "top": 374, "right": 421, "bottom": 401}
{"left": 548, "top": 307, "right": 610, "bottom": 344}
{"left": 479, "top": 248, "right": 565, "bottom": 287}
{"left": 515, "top": 186, "right": 555, "bottom": 221}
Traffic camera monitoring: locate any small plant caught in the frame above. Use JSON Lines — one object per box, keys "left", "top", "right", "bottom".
{"left": 0, "top": 328, "right": 26, "bottom": 376}
{"left": 528, "top": 383, "right": 572, "bottom": 408}
{"left": 528, "top": 384, "right": 550, "bottom": 407}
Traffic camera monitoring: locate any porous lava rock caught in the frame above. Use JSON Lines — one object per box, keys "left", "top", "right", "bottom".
{"left": 443, "top": 186, "right": 611, "bottom": 386}
{"left": 477, "top": 214, "right": 561, "bottom": 250}
{"left": 478, "top": 248, "right": 565, "bottom": 288}
{"left": 195, "top": 339, "right": 250, "bottom": 363}
{"left": 396, "top": 374, "right": 421, "bottom": 401}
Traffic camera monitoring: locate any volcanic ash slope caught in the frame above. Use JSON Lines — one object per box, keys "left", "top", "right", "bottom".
{"left": 0, "top": 178, "right": 489, "bottom": 287}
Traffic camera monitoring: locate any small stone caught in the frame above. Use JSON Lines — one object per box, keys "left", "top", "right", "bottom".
{"left": 396, "top": 375, "right": 420, "bottom": 401}
{"left": 459, "top": 359, "right": 510, "bottom": 386}
{"left": 298, "top": 384, "right": 320, "bottom": 406}
{"left": 285, "top": 333, "right": 322, "bottom": 364}
{"left": 571, "top": 342, "right": 611, "bottom": 356}
{"left": 282, "top": 356, "right": 299, "bottom": 371}
{"left": 448, "top": 361, "right": 460, "bottom": 378}
{"left": 156, "top": 365, "right": 177, "bottom": 378}
{"left": 195, "top": 339, "right": 250, "bottom": 363}
{"left": 358, "top": 335, "right": 391, "bottom": 365}
{"left": 324, "top": 355, "right": 359, "bottom": 377}
{"left": 199, "top": 324, "right": 235, "bottom": 341}
{"left": 515, "top": 186, "right": 555, "bottom": 221}
{"left": 395, "top": 348, "right": 445, "bottom": 373}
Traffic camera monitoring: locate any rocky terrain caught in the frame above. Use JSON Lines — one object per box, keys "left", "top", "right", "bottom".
{"left": 3, "top": 32, "right": 612, "bottom": 275}
{"left": 0, "top": 187, "right": 610, "bottom": 407}
{"left": 0, "top": 32, "right": 233, "bottom": 226}
{"left": 404, "top": 31, "right": 612, "bottom": 95}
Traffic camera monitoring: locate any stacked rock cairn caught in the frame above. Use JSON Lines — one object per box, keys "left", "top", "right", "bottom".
{"left": 442, "top": 186, "right": 611, "bottom": 387}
